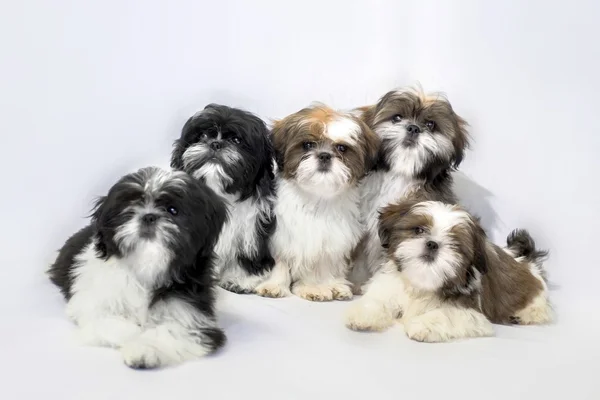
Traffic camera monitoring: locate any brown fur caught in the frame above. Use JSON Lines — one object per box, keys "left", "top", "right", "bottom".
{"left": 272, "top": 104, "right": 379, "bottom": 182}
{"left": 379, "top": 196, "right": 545, "bottom": 325}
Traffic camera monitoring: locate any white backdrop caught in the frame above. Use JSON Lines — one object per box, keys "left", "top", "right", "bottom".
{"left": 1, "top": 1, "right": 599, "bottom": 399}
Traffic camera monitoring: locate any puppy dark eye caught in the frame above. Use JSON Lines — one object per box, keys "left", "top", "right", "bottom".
{"left": 414, "top": 227, "right": 424, "bottom": 235}
{"left": 200, "top": 133, "right": 208, "bottom": 140}
{"left": 167, "top": 206, "right": 178, "bottom": 216}
{"left": 230, "top": 136, "right": 241, "bottom": 144}
{"left": 392, "top": 115, "right": 403, "bottom": 123}
{"left": 336, "top": 144, "right": 347, "bottom": 153}
{"left": 425, "top": 121, "right": 436, "bottom": 130}
{"left": 303, "top": 141, "right": 316, "bottom": 150}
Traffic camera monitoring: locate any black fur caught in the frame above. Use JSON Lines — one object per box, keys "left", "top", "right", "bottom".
{"left": 507, "top": 228, "right": 549, "bottom": 281}
{"left": 47, "top": 225, "right": 95, "bottom": 300}
{"left": 47, "top": 167, "right": 228, "bottom": 355}
{"left": 170, "top": 104, "right": 277, "bottom": 289}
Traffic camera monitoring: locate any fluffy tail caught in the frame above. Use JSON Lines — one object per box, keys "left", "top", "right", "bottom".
{"left": 506, "top": 229, "right": 549, "bottom": 281}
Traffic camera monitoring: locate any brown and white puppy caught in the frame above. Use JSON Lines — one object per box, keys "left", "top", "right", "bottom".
{"left": 350, "top": 87, "right": 469, "bottom": 288}
{"left": 256, "top": 104, "right": 379, "bottom": 301}
{"left": 346, "top": 198, "right": 553, "bottom": 342}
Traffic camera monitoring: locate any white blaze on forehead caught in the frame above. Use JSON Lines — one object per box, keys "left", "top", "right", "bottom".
{"left": 414, "top": 201, "right": 471, "bottom": 235}
{"left": 325, "top": 117, "right": 360, "bottom": 145}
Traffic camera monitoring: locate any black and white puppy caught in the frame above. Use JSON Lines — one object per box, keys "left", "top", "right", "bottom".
{"left": 171, "top": 104, "right": 277, "bottom": 294}
{"left": 350, "top": 87, "right": 470, "bottom": 287}
{"left": 48, "top": 167, "right": 227, "bottom": 369}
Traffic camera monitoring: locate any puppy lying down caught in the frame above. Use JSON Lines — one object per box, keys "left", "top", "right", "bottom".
{"left": 346, "top": 198, "right": 553, "bottom": 342}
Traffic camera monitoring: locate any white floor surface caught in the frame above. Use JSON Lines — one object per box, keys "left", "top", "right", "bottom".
{"left": 3, "top": 279, "right": 599, "bottom": 400}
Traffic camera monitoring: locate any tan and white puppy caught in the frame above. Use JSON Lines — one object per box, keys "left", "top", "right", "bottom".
{"left": 346, "top": 199, "right": 553, "bottom": 342}
{"left": 350, "top": 87, "right": 469, "bottom": 289}
{"left": 256, "top": 104, "right": 379, "bottom": 301}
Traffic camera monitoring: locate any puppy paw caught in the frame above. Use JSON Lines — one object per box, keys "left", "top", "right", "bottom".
{"left": 121, "top": 341, "right": 162, "bottom": 370}
{"left": 331, "top": 284, "right": 353, "bottom": 301}
{"left": 345, "top": 301, "right": 394, "bottom": 332}
{"left": 255, "top": 282, "right": 290, "bottom": 298}
{"left": 293, "top": 285, "right": 333, "bottom": 302}
{"left": 405, "top": 319, "right": 446, "bottom": 343}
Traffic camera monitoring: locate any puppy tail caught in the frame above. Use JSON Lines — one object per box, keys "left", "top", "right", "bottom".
{"left": 506, "top": 229, "right": 549, "bottom": 281}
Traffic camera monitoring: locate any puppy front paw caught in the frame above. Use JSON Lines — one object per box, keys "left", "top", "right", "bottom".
{"left": 404, "top": 318, "right": 446, "bottom": 343}
{"left": 121, "top": 341, "right": 162, "bottom": 370}
{"left": 255, "top": 282, "right": 290, "bottom": 298}
{"left": 331, "top": 283, "right": 353, "bottom": 301}
{"left": 345, "top": 301, "right": 394, "bottom": 332}
{"left": 293, "top": 284, "right": 333, "bottom": 302}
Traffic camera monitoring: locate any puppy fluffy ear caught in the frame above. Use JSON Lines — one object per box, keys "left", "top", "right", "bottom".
{"left": 171, "top": 115, "right": 196, "bottom": 170}
{"left": 378, "top": 199, "right": 418, "bottom": 249}
{"left": 89, "top": 196, "right": 110, "bottom": 258}
{"left": 357, "top": 119, "right": 380, "bottom": 172}
{"left": 450, "top": 111, "right": 470, "bottom": 168}
{"left": 270, "top": 119, "right": 287, "bottom": 170}
{"left": 470, "top": 217, "right": 489, "bottom": 275}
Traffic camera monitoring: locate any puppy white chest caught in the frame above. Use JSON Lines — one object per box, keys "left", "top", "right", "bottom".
{"left": 272, "top": 180, "right": 363, "bottom": 274}
{"left": 360, "top": 171, "right": 415, "bottom": 271}
{"left": 67, "top": 242, "right": 171, "bottom": 325}
{"left": 214, "top": 195, "right": 261, "bottom": 261}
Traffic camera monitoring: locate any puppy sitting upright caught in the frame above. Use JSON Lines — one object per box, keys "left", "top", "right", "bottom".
{"left": 257, "top": 104, "right": 379, "bottom": 301}
{"left": 48, "top": 167, "right": 227, "bottom": 368}
{"left": 171, "top": 104, "right": 277, "bottom": 294}
{"left": 351, "top": 87, "right": 469, "bottom": 288}
{"left": 346, "top": 198, "right": 553, "bottom": 342}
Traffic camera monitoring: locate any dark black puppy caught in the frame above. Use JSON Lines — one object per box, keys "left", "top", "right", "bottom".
{"left": 171, "top": 104, "right": 276, "bottom": 294}
{"left": 47, "top": 167, "right": 227, "bottom": 369}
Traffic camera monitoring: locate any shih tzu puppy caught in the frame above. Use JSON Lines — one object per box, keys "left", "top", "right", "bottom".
{"left": 47, "top": 167, "right": 227, "bottom": 368}
{"left": 350, "top": 87, "right": 469, "bottom": 287}
{"left": 171, "top": 104, "right": 277, "bottom": 294}
{"left": 346, "top": 198, "right": 553, "bottom": 342}
{"left": 257, "top": 104, "right": 379, "bottom": 301}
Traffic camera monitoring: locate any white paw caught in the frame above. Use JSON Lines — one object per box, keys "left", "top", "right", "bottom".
{"left": 255, "top": 282, "right": 291, "bottom": 298}
{"left": 293, "top": 284, "right": 334, "bottom": 302}
{"left": 121, "top": 341, "right": 163, "bottom": 369}
{"left": 331, "top": 283, "right": 353, "bottom": 301}
{"left": 345, "top": 301, "right": 394, "bottom": 332}
{"left": 404, "top": 318, "right": 447, "bottom": 343}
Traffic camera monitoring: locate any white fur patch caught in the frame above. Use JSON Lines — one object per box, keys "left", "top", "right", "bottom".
{"left": 325, "top": 117, "right": 360, "bottom": 145}
{"left": 268, "top": 178, "right": 363, "bottom": 300}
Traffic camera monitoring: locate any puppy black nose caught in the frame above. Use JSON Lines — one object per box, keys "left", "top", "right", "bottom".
{"left": 426, "top": 241, "right": 439, "bottom": 251}
{"left": 210, "top": 141, "right": 222, "bottom": 151}
{"left": 406, "top": 124, "right": 421, "bottom": 138}
{"left": 142, "top": 214, "right": 158, "bottom": 225}
{"left": 318, "top": 152, "right": 332, "bottom": 162}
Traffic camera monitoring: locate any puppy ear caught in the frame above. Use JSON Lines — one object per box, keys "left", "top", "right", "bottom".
{"left": 270, "top": 119, "right": 287, "bottom": 170}
{"left": 358, "top": 120, "right": 380, "bottom": 172}
{"left": 450, "top": 111, "right": 470, "bottom": 168}
{"left": 470, "top": 217, "right": 489, "bottom": 275}
{"left": 378, "top": 199, "right": 418, "bottom": 249}
{"left": 89, "top": 196, "right": 109, "bottom": 258}
{"left": 170, "top": 139, "right": 185, "bottom": 169}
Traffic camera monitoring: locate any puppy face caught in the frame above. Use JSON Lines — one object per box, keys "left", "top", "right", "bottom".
{"left": 171, "top": 104, "right": 274, "bottom": 196}
{"left": 272, "top": 104, "right": 379, "bottom": 196}
{"left": 379, "top": 200, "right": 487, "bottom": 293}
{"left": 362, "top": 88, "right": 469, "bottom": 179}
{"left": 92, "top": 167, "right": 226, "bottom": 265}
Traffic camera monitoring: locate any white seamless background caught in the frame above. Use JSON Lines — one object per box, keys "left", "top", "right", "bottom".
{"left": 1, "top": 1, "right": 598, "bottom": 399}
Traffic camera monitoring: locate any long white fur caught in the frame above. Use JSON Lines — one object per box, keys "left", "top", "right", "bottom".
{"left": 182, "top": 145, "right": 274, "bottom": 292}
{"left": 265, "top": 176, "right": 363, "bottom": 301}
{"left": 67, "top": 240, "right": 218, "bottom": 367}
{"left": 345, "top": 260, "right": 494, "bottom": 342}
